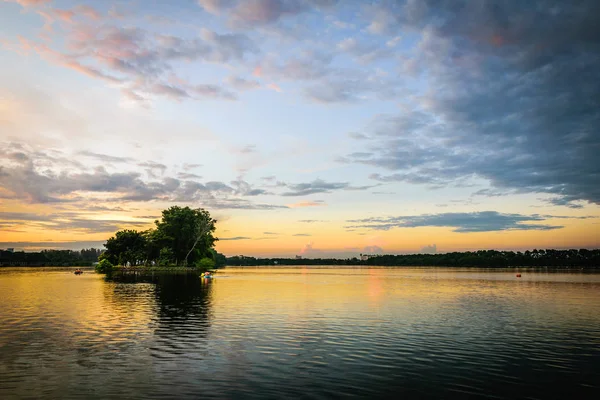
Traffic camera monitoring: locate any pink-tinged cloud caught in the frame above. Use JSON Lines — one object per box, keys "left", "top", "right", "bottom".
{"left": 16, "top": 37, "right": 121, "bottom": 83}
{"left": 299, "top": 242, "right": 321, "bottom": 255}
{"left": 50, "top": 9, "right": 75, "bottom": 22}
{"left": 363, "top": 245, "right": 383, "bottom": 254}
{"left": 62, "top": 60, "right": 122, "bottom": 83}
{"left": 74, "top": 5, "right": 101, "bottom": 20}
{"left": 253, "top": 66, "right": 262, "bottom": 77}
{"left": 267, "top": 83, "right": 282, "bottom": 92}
{"left": 197, "top": 0, "right": 233, "bottom": 15}
{"left": 5, "top": 0, "right": 50, "bottom": 7}
{"left": 286, "top": 201, "right": 326, "bottom": 208}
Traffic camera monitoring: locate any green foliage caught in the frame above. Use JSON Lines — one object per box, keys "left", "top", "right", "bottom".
{"left": 95, "top": 259, "right": 113, "bottom": 273}
{"left": 85, "top": 206, "right": 219, "bottom": 270}
{"left": 196, "top": 257, "right": 215, "bottom": 271}
{"left": 0, "top": 248, "right": 102, "bottom": 267}
{"left": 158, "top": 248, "right": 175, "bottom": 266}
{"left": 153, "top": 206, "right": 217, "bottom": 266}
{"left": 103, "top": 229, "right": 148, "bottom": 266}
{"left": 210, "top": 248, "right": 227, "bottom": 268}
{"left": 224, "top": 249, "right": 600, "bottom": 268}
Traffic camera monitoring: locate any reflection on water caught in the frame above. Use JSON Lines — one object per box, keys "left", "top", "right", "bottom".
{"left": 1, "top": 267, "right": 599, "bottom": 399}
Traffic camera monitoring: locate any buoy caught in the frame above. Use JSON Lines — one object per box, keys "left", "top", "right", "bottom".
{"left": 516, "top": 273, "right": 521, "bottom": 277}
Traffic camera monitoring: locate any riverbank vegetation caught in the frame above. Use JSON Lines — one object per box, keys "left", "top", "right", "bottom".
{"left": 0, "top": 248, "right": 102, "bottom": 267}
{"left": 226, "top": 249, "right": 600, "bottom": 268}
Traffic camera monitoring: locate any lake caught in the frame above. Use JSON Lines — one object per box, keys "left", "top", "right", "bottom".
{"left": 1, "top": 267, "right": 599, "bottom": 399}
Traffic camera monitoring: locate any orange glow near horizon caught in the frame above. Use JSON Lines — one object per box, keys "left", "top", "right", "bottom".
{"left": 1, "top": 197, "right": 599, "bottom": 255}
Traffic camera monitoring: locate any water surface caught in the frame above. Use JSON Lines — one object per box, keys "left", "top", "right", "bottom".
{"left": 1, "top": 267, "right": 599, "bottom": 399}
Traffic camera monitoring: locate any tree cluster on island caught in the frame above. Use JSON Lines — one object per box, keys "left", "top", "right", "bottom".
{"left": 226, "top": 249, "right": 600, "bottom": 268}
{"left": 96, "top": 206, "right": 225, "bottom": 273}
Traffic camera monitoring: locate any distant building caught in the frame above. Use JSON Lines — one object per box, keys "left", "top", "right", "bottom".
{"left": 360, "top": 253, "right": 372, "bottom": 261}
{"left": 6, "top": 248, "right": 14, "bottom": 253}
{"left": 295, "top": 255, "right": 303, "bottom": 260}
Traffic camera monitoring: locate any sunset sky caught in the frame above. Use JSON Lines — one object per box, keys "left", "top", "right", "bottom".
{"left": 1, "top": 0, "right": 599, "bottom": 257}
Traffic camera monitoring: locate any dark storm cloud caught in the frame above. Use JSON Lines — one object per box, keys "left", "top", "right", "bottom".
{"left": 343, "top": 0, "right": 600, "bottom": 206}
{"left": 346, "top": 211, "right": 564, "bottom": 233}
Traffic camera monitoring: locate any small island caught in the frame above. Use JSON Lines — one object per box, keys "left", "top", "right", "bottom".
{"left": 96, "top": 206, "right": 226, "bottom": 274}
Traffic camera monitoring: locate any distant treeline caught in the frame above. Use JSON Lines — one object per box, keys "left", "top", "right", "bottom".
{"left": 226, "top": 249, "right": 600, "bottom": 268}
{"left": 0, "top": 248, "right": 102, "bottom": 267}
{"left": 3, "top": 248, "right": 599, "bottom": 268}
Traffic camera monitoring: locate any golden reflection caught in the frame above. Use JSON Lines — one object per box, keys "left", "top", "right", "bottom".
{"left": 209, "top": 268, "right": 600, "bottom": 327}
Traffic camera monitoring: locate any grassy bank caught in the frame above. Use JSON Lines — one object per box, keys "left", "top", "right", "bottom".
{"left": 109, "top": 265, "right": 218, "bottom": 273}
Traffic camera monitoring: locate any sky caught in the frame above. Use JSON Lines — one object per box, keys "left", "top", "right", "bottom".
{"left": 1, "top": 0, "right": 599, "bottom": 257}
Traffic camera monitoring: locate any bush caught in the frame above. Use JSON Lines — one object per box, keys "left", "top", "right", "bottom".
{"left": 196, "top": 257, "right": 215, "bottom": 271}
{"left": 95, "top": 259, "right": 113, "bottom": 273}
{"left": 158, "top": 248, "right": 174, "bottom": 266}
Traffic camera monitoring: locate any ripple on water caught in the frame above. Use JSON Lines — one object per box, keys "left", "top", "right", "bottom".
{"left": 0, "top": 268, "right": 599, "bottom": 399}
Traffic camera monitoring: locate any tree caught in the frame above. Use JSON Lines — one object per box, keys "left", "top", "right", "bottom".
{"left": 103, "top": 229, "right": 148, "bottom": 266}
{"left": 196, "top": 257, "right": 215, "bottom": 271}
{"left": 210, "top": 249, "right": 227, "bottom": 268}
{"left": 95, "top": 259, "right": 113, "bottom": 273}
{"left": 154, "top": 206, "right": 217, "bottom": 266}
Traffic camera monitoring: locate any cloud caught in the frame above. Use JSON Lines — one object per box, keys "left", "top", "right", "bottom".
{"left": 73, "top": 5, "right": 101, "bottom": 20}
{"left": 336, "top": 37, "right": 394, "bottom": 64}
{"left": 11, "top": 21, "right": 256, "bottom": 105}
{"left": 340, "top": 1, "right": 600, "bottom": 206}
{"left": 347, "top": 212, "right": 564, "bottom": 233}
{"left": 287, "top": 201, "right": 327, "bottom": 208}
{"left": 292, "top": 233, "right": 311, "bottom": 237}
{"left": 299, "top": 241, "right": 321, "bottom": 255}
{"left": 263, "top": 231, "right": 279, "bottom": 235}
{"left": 182, "top": 163, "right": 203, "bottom": 171}
{"left": 0, "top": 146, "right": 286, "bottom": 210}
{"left": 363, "top": 245, "right": 383, "bottom": 254}
{"left": 544, "top": 197, "right": 585, "bottom": 209}
{"left": 0, "top": 211, "right": 150, "bottom": 234}
{"left": 177, "top": 172, "right": 203, "bottom": 180}
{"left": 239, "top": 144, "right": 257, "bottom": 154}
{"left": 230, "top": 176, "right": 272, "bottom": 196}
{"left": 281, "top": 179, "right": 348, "bottom": 196}
{"left": 138, "top": 161, "right": 168, "bottom": 177}
{"left": 5, "top": 0, "right": 51, "bottom": 8}
{"left": 303, "top": 71, "right": 401, "bottom": 103}
{"left": 198, "top": 0, "right": 337, "bottom": 27}
{"left": 420, "top": 244, "right": 437, "bottom": 254}
{"left": 226, "top": 75, "right": 261, "bottom": 90}
{"left": 78, "top": 151, "right": 133, "bottom": 163}
{"left": 219, "top": 236, "right": 251, "bottom": 241}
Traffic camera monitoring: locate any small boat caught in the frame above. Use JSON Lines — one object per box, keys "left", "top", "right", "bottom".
{"left": 200, "top": 272, "right": 214, "bottom": 279}
{"left": 74, "top": 269, "right": 83, "bottom": 275}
